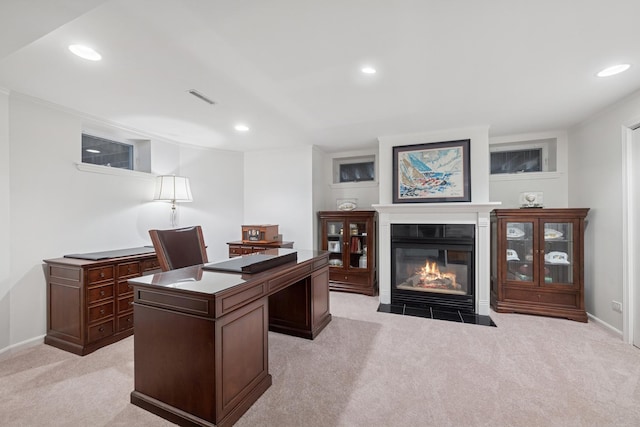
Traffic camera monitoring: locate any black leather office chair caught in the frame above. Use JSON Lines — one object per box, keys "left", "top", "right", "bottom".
{"left": 149, "top": 225, "right": 208, "bottom": 271}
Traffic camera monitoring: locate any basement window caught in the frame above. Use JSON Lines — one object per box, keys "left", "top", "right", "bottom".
{"left": 82, "top": 134, "right": 133, "bottom": 170}
{"left": 333, "top": 155, "right": 375, "bottom": 183}
{"left": 490, "top": 138, "right": 556, "bottom": 174}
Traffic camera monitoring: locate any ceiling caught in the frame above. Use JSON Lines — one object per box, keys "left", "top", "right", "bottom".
{"left": 1, "top": 0, "right": 640, "bottom": 153}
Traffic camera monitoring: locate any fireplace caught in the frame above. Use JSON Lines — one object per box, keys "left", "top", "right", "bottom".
{"left": 391, "top": 224, "right": 475, "bottom": 313}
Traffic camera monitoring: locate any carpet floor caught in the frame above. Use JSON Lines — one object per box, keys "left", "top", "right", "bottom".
{"left": 1, "top": 291, "right": 640, "bottom": 426}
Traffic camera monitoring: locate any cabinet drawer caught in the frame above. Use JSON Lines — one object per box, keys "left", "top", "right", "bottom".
{"left": 229, "top": 246, "right": 243, "bottom": 256}
{"left": 117, "top": 313, "right": 134, "bottom": 332}
{"left": 87, "top": 320, "right": 114, "bottom": 343}
{"left": 118, "top": 262, "right": 141, "bottom": 278}
{"left": 330, "top": 271, "right": 369, "bottom": 286}
{"left": 504, "top": 288, "right": 578, "bottom": 307}
{"left": 88, "top": 301, "right": 114, "bottom": 323}
{"left": 117, "top": 280, "right": 133, "bottom": 296}
{"left": 141, "top": 258, "right": 161, "bottom": 272}
{"left": 87, "top": 266, "right": 114, "bottom": 284}
{"left": 88, "top": 284, "right": 114, "bottom": 303}
{"left": 118, "top": 295, "right": 134, "bottom": 313}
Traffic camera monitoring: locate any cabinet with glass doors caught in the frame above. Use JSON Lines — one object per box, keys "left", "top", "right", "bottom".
{"left": 490, "top": 208, "right": 589, "bottom": 322}
{"left": 318, "top": 210, "right": 377, "bottom": 296}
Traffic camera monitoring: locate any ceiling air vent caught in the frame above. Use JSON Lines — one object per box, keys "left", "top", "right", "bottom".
{"left": 187, "top": 89, "right": 216, "bottom": 105}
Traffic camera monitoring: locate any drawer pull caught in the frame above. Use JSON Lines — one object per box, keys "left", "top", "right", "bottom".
{"left": 98, "top": 327, "right": 105, "bottom": 332}
{"left": 100, "top": 309, "right": 105, "bottom": 314}
{"left": 127, "top": 318, "right": 133, "bottom": 323}
{"left": 100, "top": 290, "right": 105, "bottom": 296}
{"left": 100, "top": 272, "right": 105, "bottom": 278}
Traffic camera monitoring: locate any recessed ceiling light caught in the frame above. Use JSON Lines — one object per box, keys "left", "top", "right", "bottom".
{"left": 234, "top": 124, "right": 250, "bottom": 132}
{"left": 85, "top": 149, "right": 100, "bottom": 154}
{"left": 597, "top": 64, "right": 630, "bottom": 77}
{"left": 361, "top": 66, "right": 376, "bottom": 74}
{"left": 68, "top": 44, "right": 102, "bottom": 61}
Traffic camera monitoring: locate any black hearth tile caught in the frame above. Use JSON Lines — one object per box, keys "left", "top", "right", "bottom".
{"left": 460, "top": 312, "right": 497, "bottom": 327}
{"left": 377, "top": 304, "right": 497, "bottom": 327}
{"left": 431, "top": 309, "right": 464, "bottom": 323}
{"left": 403, "top": 305, "right": 433, "bottom": 319}
{"left": 377, "top": 303, "right": 405, "bottom": 315}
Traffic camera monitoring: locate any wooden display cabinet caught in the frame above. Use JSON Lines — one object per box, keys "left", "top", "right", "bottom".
{"left": 318, "top": 210, "right": 377, "bottom": 296}
{"left": 490, "top": 208, "right": 589, "bottom": 322}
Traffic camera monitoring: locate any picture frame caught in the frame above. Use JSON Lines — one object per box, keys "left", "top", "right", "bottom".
{"left": 393, "top": 139, "right": 471, "bottom": 203}
{"left": 328, "top": 241, "right": 341, "bottom": 253}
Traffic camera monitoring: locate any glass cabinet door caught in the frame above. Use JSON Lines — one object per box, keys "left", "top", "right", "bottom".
{"left": 326, "top": 220, "right": 345, "bottom": 268}
{"left": 542, "top": 221, "right": 574, "bottom": 286}
{"left": 345, "top": 220, "right": 368, "bottom": 270}
{"left": 505, "top": 221, "right": 535, "bottom": 283}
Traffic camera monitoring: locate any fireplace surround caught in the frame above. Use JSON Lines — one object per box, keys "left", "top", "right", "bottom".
{"left": 373, "top": 202, "right": 500, "bottom": 320}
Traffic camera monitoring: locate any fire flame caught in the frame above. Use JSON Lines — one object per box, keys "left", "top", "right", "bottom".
{"left": 419, "top": 261, "right": 458, "bottom": 288}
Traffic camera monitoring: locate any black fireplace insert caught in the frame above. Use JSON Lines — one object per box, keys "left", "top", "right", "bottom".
{"left": 391, "top": 223, "right": 475, "bottom": 313}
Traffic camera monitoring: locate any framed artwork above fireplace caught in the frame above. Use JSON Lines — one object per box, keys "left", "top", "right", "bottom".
{"left": 392, "top": 139, "right": 471, "bottom": 203}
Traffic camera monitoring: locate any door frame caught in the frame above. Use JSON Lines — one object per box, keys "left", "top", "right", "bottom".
{"left": 622, "top": 119, "right": 640, "bottom": 344}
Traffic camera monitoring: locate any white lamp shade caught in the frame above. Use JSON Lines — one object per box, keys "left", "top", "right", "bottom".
{"left": 153, "top": 175, "right": 193, "bottom": 202}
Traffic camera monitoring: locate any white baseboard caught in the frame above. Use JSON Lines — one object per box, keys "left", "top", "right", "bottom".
{"left": 0, "top": 335, "right": 45, "bottom": 361}
{"left": 587, "top": 312, "right": 623, "bottom": 338}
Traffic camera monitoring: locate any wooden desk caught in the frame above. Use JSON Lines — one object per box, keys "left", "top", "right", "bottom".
{"left": 128, "top": 249, "right": 331, "bottom": 427}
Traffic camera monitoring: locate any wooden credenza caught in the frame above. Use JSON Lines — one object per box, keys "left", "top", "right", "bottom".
{"left": 227, "top": 240, "right": 294, "bottom": 257}
{"left": 43, "top": 248, "right": 160, "bottom": 355}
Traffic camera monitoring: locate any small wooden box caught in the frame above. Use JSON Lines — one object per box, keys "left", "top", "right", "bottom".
{"left": 242, "top": 224, "right": 281, "bottom": 243}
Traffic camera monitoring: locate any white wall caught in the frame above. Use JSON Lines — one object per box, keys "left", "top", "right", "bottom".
{"left": 244, "top": 145, "right": 315, "bottom": 250}
{"left": 321, "top": 148, "right": 379, "bottom": 211}
{"left": 568, "top": 89, "right": 640, "bottom": 332}
{"left": 0, "top": 93, "right": 243, "bottom": 354}
{"left": 378, "top": 126, "right": 490, "bottom": 203}
{"left": 176, "top": 144, "right": 244, "bottom": 262}
{"left": 312, "top": 146, "right": 326, "bottom": 249}
{"left": 489, "top": 131, "right": 569, "bottom": 208}
{"left": 0, "top": 89, "right": 10, "bottom": 350}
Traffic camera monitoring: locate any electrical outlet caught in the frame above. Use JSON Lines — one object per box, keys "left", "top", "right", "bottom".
{"left": 612, "top": 300, "right": 623, "bottom": 313}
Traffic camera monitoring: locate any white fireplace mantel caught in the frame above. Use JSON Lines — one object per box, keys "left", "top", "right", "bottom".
{"left": 373, "top": 202, "right": 501, "bottom": 316}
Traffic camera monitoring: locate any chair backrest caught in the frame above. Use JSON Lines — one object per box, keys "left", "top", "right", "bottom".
{"left": 149, "top": 226, "right": 209, "bottom": 271}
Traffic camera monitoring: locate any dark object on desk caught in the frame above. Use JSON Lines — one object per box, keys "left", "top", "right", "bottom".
{"left": 64, "top": 246, "right": 155, "bottom": 260}
{"left": 204, "top": 249, "right": 297, "bottom": 273}
{"left": 149, "top": 225, "right": 208, "bottom": 271}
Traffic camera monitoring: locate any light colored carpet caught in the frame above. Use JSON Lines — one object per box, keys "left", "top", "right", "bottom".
{"left": 1, "top": 291, "right": 640, "bottom": 426}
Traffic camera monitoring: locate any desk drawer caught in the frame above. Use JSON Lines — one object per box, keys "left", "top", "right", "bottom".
{"left": 88, "top": 320, "right": 114, "bottom": 343}
{"left": 118, "top": 262, "right": 141, "bottom": 278}
{"left": 88, "top": 283, "right": 114, "bottom": 303}
{"left": 117, "top": 313, "right": 134, "bottom": 332}
{"left": 88, "top": 266, "right": 114, "bottom": 284}
{"left": 118, "top": 295, "right": 134, "bottom": 313}
{"left": 88, "top": 301, "right": 114, "bottom": 323}
{"left": 117, "top": 280, "right": 133, "bottom": 296}
{"left": 141, "top": 258, "right": 161, "bottom": 272}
